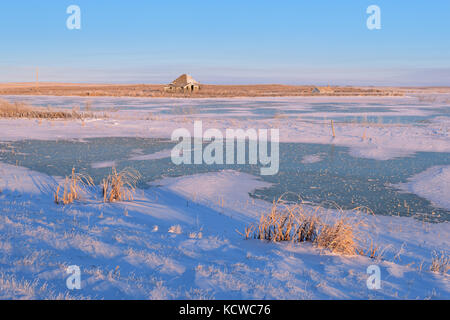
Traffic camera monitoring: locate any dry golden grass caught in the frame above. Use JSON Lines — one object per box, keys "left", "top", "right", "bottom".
{"left": 101, "top": 167, "right": 141, "bottom": 203}
{"left": 53, "top": 167, "right": 140, "bottom": 204}
{"left": 241, "top": 198, "right": 372, "bottom": 256}
{"left": 356, "top": 241, "right": 383, "bottom": 260}
{"left": 54, "top": 168, "right": 94, "bottom": 205}
{"left": 430, "top": 251, "right": 449, "bottom": 274}
{"left": 315, "top": 217, "right": 357, "bottom": 255}
{"left": 0, "top": 99, "right": 94, "bottom": 119}
{"left": 0, "top": 83, "right": 403, "bottom": 98}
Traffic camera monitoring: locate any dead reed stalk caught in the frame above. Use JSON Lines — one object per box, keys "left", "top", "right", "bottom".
{"left": 54, "top": 168, "right": 94, "bottom": 205}
{"left": 356, "top": 241, "right": 383, "bottom": 260}
{"left": 0, "top": 99, "right": 93, "bottom": 119}
{"left": 101, "top": 167, "right": 141, "bottom": 203}
{"left": 430, "top": 251, "right": 449, "bottom": 274}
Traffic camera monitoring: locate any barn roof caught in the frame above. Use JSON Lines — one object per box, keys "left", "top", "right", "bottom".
{"left": 170, "top": 74, "right": 199, "bottom": 87}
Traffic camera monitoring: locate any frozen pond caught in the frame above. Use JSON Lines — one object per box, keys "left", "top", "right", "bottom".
{"left": 1, "top": 137, "right": 449, "bottom": 222}
{"left": 3, "top": 95, "right": 449, "bottom": 124}
{"left": 1, "top": 95, "right": 449, "bottom": 221}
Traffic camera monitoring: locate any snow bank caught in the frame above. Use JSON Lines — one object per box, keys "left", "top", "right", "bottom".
{"left": 0, "top": 164, "right": 448, "bottom": 299}
{"left": 155, "top": 170, "right": 272, "bottom": 223}
{"left": 0, "top": 162, "right": 58, "bottom": 195}
{"left": 395, "top": 166, "right": 450, "bottom": 211}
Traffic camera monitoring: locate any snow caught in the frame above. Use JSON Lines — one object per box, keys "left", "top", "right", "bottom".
{"left": 394, "top": 166, "right": 450, "bottom": 211}
{"left": 301, "top": 153, "right": 325, "bottom": 164}
{"left": 0, "top": 96, "right": 449, "bottom": 161}
{"left": 0, "top": 163, "right": 448, "bottom": 299}
{"left": 155, "top": 170, "right": 272, "bottom": 223}
{"left": 0, "top": 95, "right": 449, "bottom": 299}
{"left": 128, "top": 149, "right": 172, "bottom": 161}
{"left": 91, "top": 161, "right": 116, "bottom": 169}
{"left": 0, "top": 162, "right": 58, "bottom": 195}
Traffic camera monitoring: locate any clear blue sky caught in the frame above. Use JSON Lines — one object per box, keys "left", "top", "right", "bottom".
{"left": 1, "top": 1, "right": 449, "bottom": 85}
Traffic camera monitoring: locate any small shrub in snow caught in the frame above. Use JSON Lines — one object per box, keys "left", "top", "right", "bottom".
{"left": 101, "top": 167, "right": 140, "bottom": 203}
{"left": 315, "top": 218, "right": 357, "bottom": 255}
{"left": 168, "top": 225, "right": 182, "bottom": 234}
{"left": 54, "top": 168, "right": 94, "bottom": 205}
{"left": 356, "top": 241, "right": 384, "bottom": 261}
{"left": 430, "top": 251, "right": 449, "bottom": 274}
{"left": 189, "top": 232, "right": 203, "bottom": 239}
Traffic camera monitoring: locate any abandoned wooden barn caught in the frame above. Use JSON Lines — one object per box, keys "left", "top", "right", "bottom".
{"left": 164, "top": 74, "right": 200, "bottom": 93}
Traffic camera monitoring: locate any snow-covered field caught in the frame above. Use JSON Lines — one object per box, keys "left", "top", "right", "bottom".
{"left": 0, "top": 95, "right": 449, "bottom": 299}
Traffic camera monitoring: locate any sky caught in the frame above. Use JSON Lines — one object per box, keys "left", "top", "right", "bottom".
{"left": 0, "top": 1, "right": 449, "bottom": 86}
